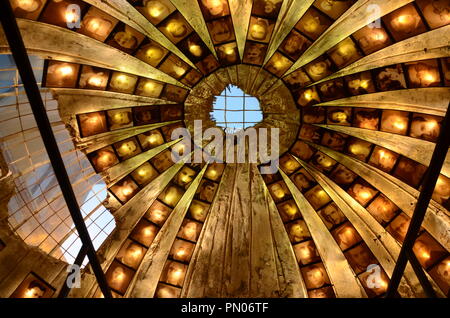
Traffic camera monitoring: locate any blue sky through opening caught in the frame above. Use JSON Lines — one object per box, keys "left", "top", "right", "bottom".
{"left": 212, "top": 85, "right": 262, "bottom": 133}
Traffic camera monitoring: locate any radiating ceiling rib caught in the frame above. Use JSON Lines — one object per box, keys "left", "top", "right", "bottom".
{"left": 307, "top": 142, "right": 450, "bottom": 251}
{"left": 0, "top": 19, "right": 186, "bottom": 87}
{"left": 263, "top": 0, "right": 315, "bottom": 65}
{"left": 82, "top": 0, "right": 197, "bottom": 68}
{"left": 280, "top": 169, "right": 367, "bottom": 298}
{"left": 286, "top": 0, "right": 414, "bottom": 74}
{"left": 100, "top": 139, "right": 181, "bottom": 186}
{"left": 297, "top": 158, "right": 429, "bottom": 298}
{"left": 98, "top": 158, "right": 190, "bottom": 264}
{"left": 311, "top": 26, "right": 450, "bottom": 86}
{"left": 171, "top": 0, "right": 218, "bottom": 60}
{"left": 254, "top": 165, "right": 307, "bottom": 298}
{"left": 315, "top": 88, "right": 450, "bottom": 117}
{"left": 77, "top": 121, "right": 180, "bottom": 154}
{"left": 129, "top": 164, "right": 207, "bottom": 298}
{"left": 55, "top": 90, "right": 176, "bottom": 117}
{"left": 229, "top": 0, "right": 252, "bottom": 60}
{"left": 180, "top": 164, "right": 237, "bottom": 297}
{"left": 317, "top": 125, "right": 450, "bottom": 179}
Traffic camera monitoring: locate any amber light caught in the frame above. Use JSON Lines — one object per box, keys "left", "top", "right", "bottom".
{"left": 137, "top": 168, "right": 148, "bottom": 177}
{"left": 378, "top": 150, "right": 387, "bottom": 160}
{"left": 360, "top": 80, "right": 369, "bottom": 89}
{"left": 64, "top": 9, "right": 79, "bottom": 24}
{"left": 173, "top": 65, "right": 186, "bottom": 77}
{"left": 24, "top": 288, "right": 37, "bottom": 298}
{"left": 57, "top": 65, "right": 74, "bottom": 77}
{"left": 300, "top": 246, "right": 311, "bottom": 259}
{"left": 147, "top": 133, "right": 161, "bottom": 145}
{"left": 206, "top": 169, "right": 217, "bottom": 179}
{"left": 143, "top": 226, "right": 155, "bottom": 237}
{"left": 97, "top": 152, "right": 114, "bottom": 167}
{"left": 224, "top": 45, "right": 235, "bottom": 55}
{"left": 120, "top": 144, "right": 132, "bottom": 155}
{"left": 115, "top": 74, "right": 130, "bottom": 87}
{"left": 176, "top": 248, "right": 186, "bottom": 258}
{"left": 391, "top": 14, "right": 415, "bottom": 32}
{"left": 128, "top": 247, "right": 142, "bottom": 260}
{"left": 303, "top": 89, "right": 314, "bottom": 101}
{"left": 189, "top": 44, "right": 203, "bottom": 57}
{"left": 17, "top": 0, "right": 40, "bottom": 10}
{"left": 370, "top": 30, "right": 386, "bottom": 42}
{"left": 88, "top": 76, "right": 103, "bottom": 87}
{"left": 171, "top": 268, "right": 183, "bottom": 280}
{"left": 338, "top": 43, "right": 355, "bottom": 57}
{"left": 144, "top": 81, "right": 156, "bottom": 92}
{"left": 393, "top": 120, "right": 406, "bottom": 130}
{"left": 86, "top": 18, "right": 104, "bottom": 34}
{"left": 121, "top": 186, "right": 133, "bottom": 197}
{"left": 421, "top": 251, "right": 431, "bottom": 260}
{"left": 359, "top": 190, "right": 371, "bottom": 200}
{"left": 422, "top": 73, "right": 436, "bottom": 84}
{"left": 152, "top": 209, "right": 164, "bottom": 221}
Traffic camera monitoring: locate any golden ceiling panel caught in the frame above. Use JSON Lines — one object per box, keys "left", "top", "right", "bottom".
{"left": 280, "top": 169, "right": 367, "bottom": 298}
{"left": 253, "top": 165, "right": 308, "bottom": 298}
{"left": 170, "top": 0, "right": 218, "bottom": 60}
{"left": 308, "top": 142, "right": 450, "bottom": 251}
{"left": 312, "top": 25, "right": 450, "bottom": 86}
{"left": 83, "top": 0, "right": 197, "bottom": 68}
{"left": 317, "top": 124, "right": 450, "bottom": 178}
{"left": 263, "top": 0, "right": 315, "bottom": 65}
{"left": 55, "top": 89, "right": 175, "bottom": 117}
{"left": 100, "top": 139, "right": 181, "bottom": 185}
{"left": 299, "top": 159, "right": 427, "bottom": 298}
{"left": 77, "top": 122, "right": 178, "bottom": 153}
{"left": 287, "top": 0, "right": 414, "bottom": 73}
{"left": 95, "top": 159, "right": 192, "bottom": 279}
{"left": 2, "top": 0, "right": 450, "bottom": 301}
{"left": 129, "top": 165, "right": 207, "bottom": 298}
{"left": 0, "top": 19, "right": 187, "bottom": 86}
{"left": 316, "top": 87, "right": 450, "bottom": 117}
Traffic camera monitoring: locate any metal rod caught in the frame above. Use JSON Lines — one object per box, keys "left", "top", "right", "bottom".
{"left": 386, "top": 103, "right": 450, "bottom": 297}
{"left": 57, "top": 246, "right": 88, "bottom": 298}
{"left": 405, "top": 250, "right": 437, "bottom": 298}
{"left": 0, "top": 1, "right": 112, "bottom": 298}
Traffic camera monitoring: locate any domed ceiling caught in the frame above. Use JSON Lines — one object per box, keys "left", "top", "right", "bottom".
{"left": 0, "top": 0, "right": 449, "bottom": 299}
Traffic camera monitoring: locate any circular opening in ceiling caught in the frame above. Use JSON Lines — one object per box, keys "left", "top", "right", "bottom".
{"left": 211, "top": 85, "right": 263, "bottom": 134}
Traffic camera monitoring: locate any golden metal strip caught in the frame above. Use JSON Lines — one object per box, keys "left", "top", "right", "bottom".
{"left": 54, "top": 89, "right": 175, "bottom": 117}
{"left": 128, "top": 164, "right": 208, "bottom": 298}
{"left": 286, "top": 0, "right": 414, "bottom": 74}
{"left": 258, "top": 167, "right": 308, "bottom": 297}
{"left": 315, "top": 88, "right": 450, "bottom": 117}
{"left": 297, "top": 158, "right": 426, "bottom": 297}
{"left": 101, "top": 139, "right": 182, "bottom": 186}
{"left": 307, "top": 142, "right": 450, "bottom": 251}
{"left": 82, "top": 0, "right": 197, "bottom": 68}
{"left": 171, "top": 0, "right": 218, "bottom": 59}
{"left": 263, "top": 0, "right": 315, "bottom": 65}
{"left": 312, "top": 26, "right": 450, "bottom": 86}
{"left": 280, "top": 169, "right": 367, "bottom": 297}
{"left": 0, "top": 19, "right": 187, "bottom": 87}
{"left": 229, "top": 0, "right": 253, "bottom": 60}
{"left": 77, "top": 121, "right": 180, "bottom": 152}
{"left": 316, "top": 124, "right": 450, "bottom": 179}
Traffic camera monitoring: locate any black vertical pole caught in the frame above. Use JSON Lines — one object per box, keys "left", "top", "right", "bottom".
{"left": 0, "top": 1, "right": 112, "bottom": 298}
{"left": 386, "top": 104, "right": 450, "bottom": 297}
